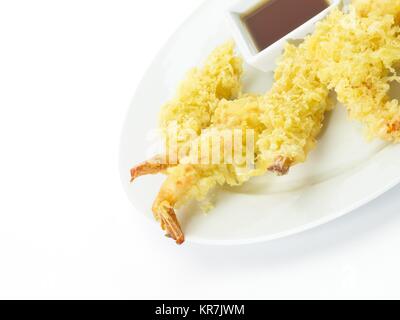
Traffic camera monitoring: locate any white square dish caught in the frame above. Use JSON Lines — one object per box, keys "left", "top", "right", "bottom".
{"left": 226, "top": 0, "right": 342, "bottom": 72}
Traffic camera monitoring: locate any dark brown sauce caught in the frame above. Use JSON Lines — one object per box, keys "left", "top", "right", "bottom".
{"left": 243, "top": 0, "right": 329, "bottom": 51}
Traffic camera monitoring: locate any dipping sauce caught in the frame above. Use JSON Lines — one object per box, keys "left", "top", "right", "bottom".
{"left": 243, "top": 0, "right": 329, "bottom": 51}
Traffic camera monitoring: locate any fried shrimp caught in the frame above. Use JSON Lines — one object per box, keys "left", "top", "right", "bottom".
{"left": 309, "top": 3, "right": 400, "bottom": 142}
{"left": 130, "top": 41, "right": 243, "bottom": 182}
{"left": 257, "top": 42, "right": 332, "bottom": 174}
{"left": 150, "top": 95, "right": 267, "bottom": 243}
{"left": 159, "top": 41, "right": 243, "bottom": 158}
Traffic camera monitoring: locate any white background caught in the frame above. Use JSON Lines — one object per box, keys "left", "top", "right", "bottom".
{"left": 1, "top": 0, "right": 400, "bottom": 300}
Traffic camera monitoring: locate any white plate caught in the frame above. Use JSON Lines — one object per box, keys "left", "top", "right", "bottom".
{"left": 119, "top": 0, "right": 400, "bottom": 245}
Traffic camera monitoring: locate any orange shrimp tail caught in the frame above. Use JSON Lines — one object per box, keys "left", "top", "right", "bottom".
{"left": 130, "top": 156, "right": 170, "bottom": 182}
{"left": 153, "top": 203, "right": 185, "bottom": 245}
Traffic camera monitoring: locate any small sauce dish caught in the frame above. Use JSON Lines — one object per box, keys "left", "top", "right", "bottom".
{"left": 226, "top": 0, "right": 342, "bottom": 72}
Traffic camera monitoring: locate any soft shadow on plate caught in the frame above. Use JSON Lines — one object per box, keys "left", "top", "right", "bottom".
{"left": 182, "top": 183, "right": 400, "bottom": 269}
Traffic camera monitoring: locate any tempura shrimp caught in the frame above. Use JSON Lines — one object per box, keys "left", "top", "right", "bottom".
{"left": 159, "top": 41, "right": 243, "bottom": 157}
{"left": 311, "top": 4, "right": 400, "bottom": 141}
{"left": 257, "top": 41, "right": 332, "bottom": 175}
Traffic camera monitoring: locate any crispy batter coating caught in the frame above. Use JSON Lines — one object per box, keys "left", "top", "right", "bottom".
{"left": 257, "top": 42, "right": 332, "bottom": 168}
{"left": 159, "top": 41, "right": 243, "bottom": 157}
{"left": 312, "top": 4, "right": 400, "bottom": 141}
{"left": 353, "top": 0, "right": 400, "bottom": 23}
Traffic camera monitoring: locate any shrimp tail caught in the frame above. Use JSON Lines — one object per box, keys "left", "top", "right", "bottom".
{"left": 153, "top": 200, "right": 185, "bottom": 245}
{"left": 268, "top": 156, "right": 292, "bottom": 176}
{"left": 130, "top": 155, "right": 172, "bottom": 182}
{"left": 149, "top": 165, "right": 201, "bottom": 245}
